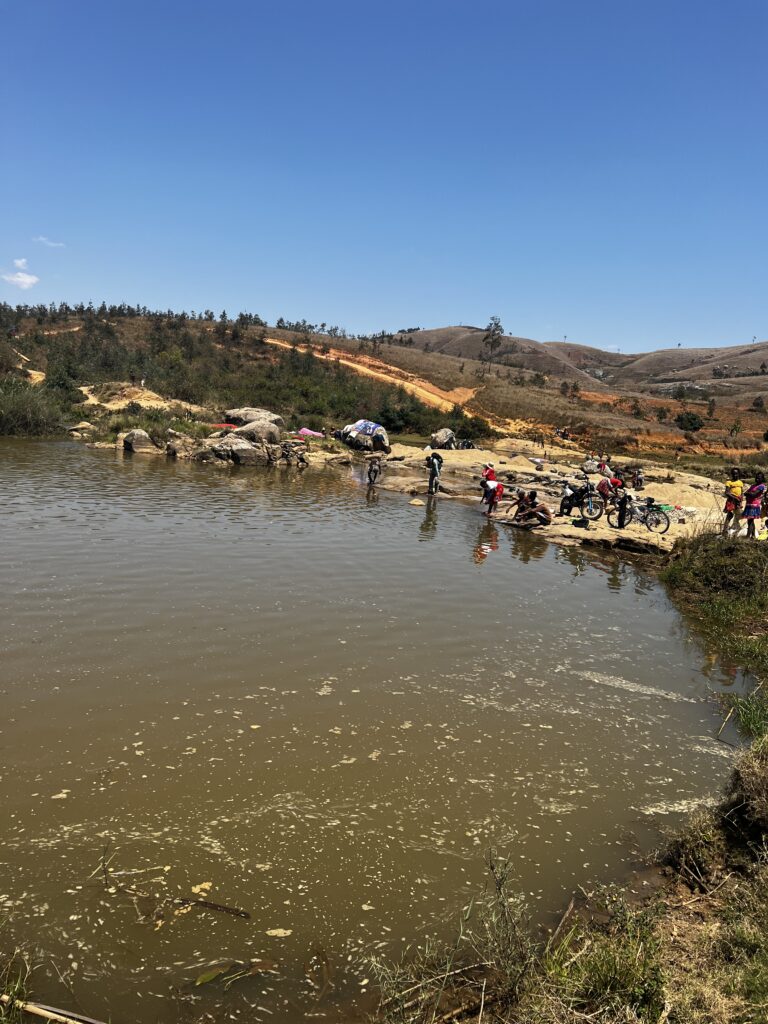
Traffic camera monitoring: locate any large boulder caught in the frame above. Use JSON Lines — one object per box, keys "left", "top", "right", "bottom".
{"left": 232, "top": 420, "right": 282, "bottom": 444}
{"left": 430, "top": 427, "right": 456, "bottom": 449}
{"left": 123, "top": 429, "right": 161, "bottom": 454}
{"left": 231, "top": 445, "right": 274, "bottom": 466}
{"left": 208, "top": 435, "right": 256, "bottom": 460}
{"left": 223, "top": 408, "right": 285, "bottom": 428}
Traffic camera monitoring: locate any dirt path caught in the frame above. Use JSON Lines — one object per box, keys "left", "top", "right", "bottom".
{"left": 41, "top": 325, "right": 82, "bottom": 336}
{"left": 263, "top": 336, "right": 477, "bottom": 414}
{"left": 12, "top": 348, "right": 46, "bottom": 384}
{"left": 79, "top": 384, "right": 208, "bottom": 415}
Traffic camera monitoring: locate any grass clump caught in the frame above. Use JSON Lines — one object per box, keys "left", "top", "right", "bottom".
{"left": 662, "top": 808, "right": 728, "bottom": 889}
{"left": 529, "top": 892, "right": 665, "bottom": 1024}
{"left": 724, "top": 737, "right": 768, "bottom": 840}
{"left": 369, "top": 859, "right": 666, "bottom": 1024}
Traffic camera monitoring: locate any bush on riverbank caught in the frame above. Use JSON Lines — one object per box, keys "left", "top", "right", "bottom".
{"left": 0, "top": 377, "right": 69, "bottom": 435}
{"left": 92, "top": 406, "right": 212, "bottom": 444}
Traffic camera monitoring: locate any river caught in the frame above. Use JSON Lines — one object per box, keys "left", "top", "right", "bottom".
{"left": 0, "top": 439, "right": 738, "bottom": 1022}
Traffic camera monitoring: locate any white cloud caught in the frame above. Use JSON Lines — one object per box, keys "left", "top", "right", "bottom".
{"left": 33, "top": 235, "right": 65, "bottom": 248}
{"left": 2, "top": 271, "right": 40, "bottom": 290}
{"left": 13, "top": 257, "right": 28, "bottom": 270}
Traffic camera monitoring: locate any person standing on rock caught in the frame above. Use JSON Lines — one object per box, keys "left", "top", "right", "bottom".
{"left": 722, "top": 468, "right": 744, "bottom": 536}
{"left": 743, "top": 472, "right": 766, "bottom": 540}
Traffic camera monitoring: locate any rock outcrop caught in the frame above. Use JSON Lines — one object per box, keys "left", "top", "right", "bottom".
{"left": 430, "top": 427, "right": 456, "bottom": 449}
{"left": 123, "top": 428, "right": 162, "bottom": 454}
{"left": 232, "top": 420, "right": 282, "bottom": 443}
{"left": 223, "top": 408, "right": 285, "bottom": 429}
{"left": 164, "top": 431, "right": 308, "bottom": 467}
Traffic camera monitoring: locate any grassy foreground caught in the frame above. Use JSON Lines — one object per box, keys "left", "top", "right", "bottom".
{"left": 368, "top": 535, "right": 768, "bottom": 1024}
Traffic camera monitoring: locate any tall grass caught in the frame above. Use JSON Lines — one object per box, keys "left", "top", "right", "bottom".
{"left": 0, "top": 376, "right": 67, "bottom": 436}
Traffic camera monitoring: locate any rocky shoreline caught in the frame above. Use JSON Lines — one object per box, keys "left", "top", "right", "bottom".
{"left": 74, "top": 407, "right": 728, "bottom": 557}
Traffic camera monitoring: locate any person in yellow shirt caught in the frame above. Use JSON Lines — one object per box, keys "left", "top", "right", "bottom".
{"left": 722, "top": 467, "right": 744, "bottom": 535}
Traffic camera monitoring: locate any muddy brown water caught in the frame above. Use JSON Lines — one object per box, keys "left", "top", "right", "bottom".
{"left": 1, "top": 439, "right": 740, "bottom": 1022}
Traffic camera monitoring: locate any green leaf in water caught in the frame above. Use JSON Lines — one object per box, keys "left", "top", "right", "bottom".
{"left": 195, "top": 964, "right": 232, "bottom": 986}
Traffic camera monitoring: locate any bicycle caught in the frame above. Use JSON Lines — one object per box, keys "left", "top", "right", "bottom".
{"left": 560, "top": 473, "right": 605, "bottom": 521}
{"left": 606, "top": 495, "right": 670, "bottom": 534}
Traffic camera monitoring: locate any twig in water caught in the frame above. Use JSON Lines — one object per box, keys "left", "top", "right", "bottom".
{"left": 97, "top": 844, "right": 250, "bottom": 920}
{"left": 0, "top": 993, "right": 106, "bottom": 1024}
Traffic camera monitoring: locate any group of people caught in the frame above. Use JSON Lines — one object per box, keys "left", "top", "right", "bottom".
{"left": 479, "top": 463, "right": 552, "bottom": 526}
{"left": 722, "top": 468, "right": 768, "bottom": 540}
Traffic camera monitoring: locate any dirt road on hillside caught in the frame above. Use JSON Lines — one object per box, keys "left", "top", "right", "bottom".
{"left": 263, "top": 336, "right": 477, "bottom": 414}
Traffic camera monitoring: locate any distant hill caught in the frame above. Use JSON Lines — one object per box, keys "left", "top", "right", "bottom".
{"left": 393, "top": 327, "right": 604, "bottom": 383}
{"left": 398, "top": 326, "right": 768, "bottom": 392}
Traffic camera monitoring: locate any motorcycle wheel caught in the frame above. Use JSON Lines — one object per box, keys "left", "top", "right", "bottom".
{"left": 579, "top": 495, "right": 605, "bottom": 521}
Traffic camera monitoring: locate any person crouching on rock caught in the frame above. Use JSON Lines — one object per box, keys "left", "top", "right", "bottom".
{"left": 515, "top": 491, "right": 553, "bottom": 527}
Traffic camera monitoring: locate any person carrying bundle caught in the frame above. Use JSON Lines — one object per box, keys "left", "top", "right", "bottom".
{"left": 425, "top": 451, "right": 443, "bottom": 494}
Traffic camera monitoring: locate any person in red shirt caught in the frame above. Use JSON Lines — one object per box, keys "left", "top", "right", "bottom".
{"left": 597, "top": 474, "right": 625, "bottom": 504}
{"left": 480, "top": 463, "right": 497, "bottom": 509}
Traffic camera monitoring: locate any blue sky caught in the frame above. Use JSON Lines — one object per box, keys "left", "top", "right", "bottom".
{"left": 2, "top": 0, "right": 766, "bottom": 351}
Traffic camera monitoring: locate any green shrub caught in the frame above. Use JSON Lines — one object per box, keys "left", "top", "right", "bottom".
{"left": 674, "top": 410, "right": 705, "bottom": 432}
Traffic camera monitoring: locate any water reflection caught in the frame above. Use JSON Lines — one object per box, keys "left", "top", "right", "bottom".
{"left": 507, "top": 526, "right": 549, "bottom": 563}
{"left": 472, "top": 520, "right": 500, "bottom": 563}
{"left": 418, "top": 495, "right": 438, "bottom": 541}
